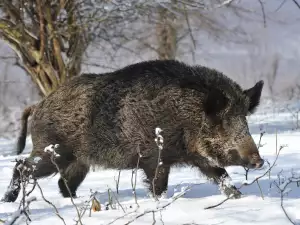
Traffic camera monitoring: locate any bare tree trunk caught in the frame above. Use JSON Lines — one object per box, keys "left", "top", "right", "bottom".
{"left": 0, "top": 0, "right": 88, "bottom": 96}
{"left": 156, "top": 3, "right": 177, "bottom": 60}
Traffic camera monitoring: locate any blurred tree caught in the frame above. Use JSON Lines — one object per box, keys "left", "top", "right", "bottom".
{"left": 0, "top": 0, "right": 241, "bottom": 96}
{"left": 0, "top": 0, "right": 142, "bottom": 96}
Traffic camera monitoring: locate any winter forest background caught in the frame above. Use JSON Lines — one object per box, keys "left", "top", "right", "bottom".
{"left": 1, "top": 0, "right": 300, "bottom": 139}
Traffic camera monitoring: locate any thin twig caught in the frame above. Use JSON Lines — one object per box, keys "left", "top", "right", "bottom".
{"left": 123, "top": 186, "right": 191, "bottom": 225}
{"left": 107, "top": 188, "right": 125, "bottom": 213}
{"left": 153, "top": 128, "right": 164, "bottom": 201}
{"left": 257, "top": 0, "right": 266, "bottom": 28}
{"left": 152, "top": 211, "right": 156, "bottom": 225}
{"left": 204, "top": 196, "right": 232, "bottom": 210}
{"left": 4, "top": 197, "right": 37, "bottom": 225}
{"left": 256, "top": 180, "right": 264, "bottom": 200}
{"left": 292, "top": 0, "right": 300, "bottom": 9}
{"left": 77, "top": 195, "right": 95, "bottom": 221}
{"left": 131, "top": 144, "right": 141, "bottom": 208}
{"left": 106, "top": 210, "right": 138, "bottom": 225}
{"left": 273, "top": 173, "right": 300, "bottom": 225}
{"left": 45, "top": 145, "right": 83, "bottom": 225}
{"left": 205, "top": 143, "right": 286, "bottom": 210}
{"left": 36, "top": 182, "right": 67, "bottom": 225}
{"left": 183, "top": 3, "right": 196, "bottom": 49}
{"left": 115, "top": 170, "right": 121, "bottom": 195}
{"left": 240, "top": 145, "right": 284, "bottom": 188}
{"left": 275, "top": 0, "right": 287, "bottom": 12}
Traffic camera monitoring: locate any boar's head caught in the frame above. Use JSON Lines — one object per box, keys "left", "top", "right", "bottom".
{"left": 199, "top": 80, "right": 265, "bottom": 169}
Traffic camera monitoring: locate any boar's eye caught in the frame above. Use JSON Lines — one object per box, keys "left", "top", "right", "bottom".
{"left": 243, "top": 80, "right": 264, "bottom": 114}
{"left": 204, "top": 89, "right": 228, "bottom": 116}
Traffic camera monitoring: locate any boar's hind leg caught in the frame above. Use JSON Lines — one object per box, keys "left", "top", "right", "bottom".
{"left": 141, "top": 164, "right": 170, "bottom": 197}
{"left": 58, "top": 160, "right": 89, "bottom": 198}
{"left": 1, "top": 155, "right": 57, "bottom": 202}
{"left": 195, "top": 164, "right": 242, "bottom": 199}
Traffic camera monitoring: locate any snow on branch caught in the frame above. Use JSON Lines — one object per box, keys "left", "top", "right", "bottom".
{"left": 4, "top": 197, "right": 37, "bottom": 225}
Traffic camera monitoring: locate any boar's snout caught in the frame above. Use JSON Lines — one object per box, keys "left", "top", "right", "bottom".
{"left": 247, "top": 156, "right": 264, "bottom": 169}
{"left": 239, "top": 137, "right": 264, "bottom": 169}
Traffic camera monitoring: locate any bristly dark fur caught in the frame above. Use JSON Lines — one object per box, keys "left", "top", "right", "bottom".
{"left": 243, "top": 80, "right": 264, "bottom": 114}
{"left": 2, "top": 59, "right": 264, "bottom": 202}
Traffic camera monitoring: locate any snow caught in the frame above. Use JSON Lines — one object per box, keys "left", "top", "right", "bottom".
{"left": 44, "top": 144, "right": 61, "bottom": 157}
{"left": 0, "top": 108, "right": 300, "bottom": 224}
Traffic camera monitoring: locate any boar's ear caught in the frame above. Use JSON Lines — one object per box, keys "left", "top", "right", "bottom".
{"left": 204, "top": 89, "right": 228, "bottom": 116}
{"left": 243, "top": 80, "right": 264, "bottom": 114}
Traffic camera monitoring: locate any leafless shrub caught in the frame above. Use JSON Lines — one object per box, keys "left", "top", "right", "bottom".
{"left": 273, "top": 171, "right": 300, "bottom": 225}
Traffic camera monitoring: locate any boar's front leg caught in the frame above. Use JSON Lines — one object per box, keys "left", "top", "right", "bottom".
{"left": 140, "top": 162, "right": 170, "bottom": 198}
{"left": 210, "top": 167, "right": 242, "bottom": 199}
{"left": 193, "top": 162, "right": 242, "bottom": 199}
{"left": 2, "top": 155, "right": 57, "bottom": 202}
{"left": 58, "top": 160, "right": 90, "bottom": 198}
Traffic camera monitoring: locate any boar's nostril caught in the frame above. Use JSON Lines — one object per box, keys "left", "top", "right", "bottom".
{"left": 255, "top": 159, "right": 264, "bottom": 169}
{"left": 248, "top": 159, "right": 264, "bottom": 169}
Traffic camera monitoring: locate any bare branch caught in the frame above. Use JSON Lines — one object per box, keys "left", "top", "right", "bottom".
{"left": 152, "top": 127, "right": 164, "bottom": 200}
{"left": 275, "top": 0, "right": 288, "bottom": 12}
{"left": 4, "top": 197, "right": 37, "bottom": 225}
{"left": 273, "top": 172, "right": 300, "bottom": 225}
{"left": 292, "top": 0, "right": 300, "bottom": 9}
{"left": 257, "top": 0, "right": 267, "bottom": 28}
{"left": 183, "top": 3, "right": 196, "bottom": 49}
{"left": 123, "top": 185, "right": 192, "bottom": 225}
{"left": 44, "top": 144, "right": 83, "bottom": 225}
{"left": 36, "top": 182, "right": 67, "bottom": 225}
{"left": 131, "top": 144, "right": 141, "bottom": 208}
{"left": 36, "top": 0, "right": 45, "bottom": 61}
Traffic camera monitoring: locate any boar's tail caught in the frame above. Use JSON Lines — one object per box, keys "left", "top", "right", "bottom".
{"left": 16, "top": 105, "right": 36, "bottom": 155}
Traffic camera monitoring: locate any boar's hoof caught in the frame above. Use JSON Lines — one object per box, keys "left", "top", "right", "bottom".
{"left": 221, "top": 185, "right": 242, "bottom": 199}
{"left": 1, "top": 190, "right": 19, "bottom": 203}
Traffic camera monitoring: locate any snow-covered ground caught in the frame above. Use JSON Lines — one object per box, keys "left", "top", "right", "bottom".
{"left": 0, "top": 106, "right": 300, "bottom": 225}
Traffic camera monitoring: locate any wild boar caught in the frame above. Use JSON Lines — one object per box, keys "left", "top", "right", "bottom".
{"left": 1, "top": 59, "right": 264, "bottom": 202}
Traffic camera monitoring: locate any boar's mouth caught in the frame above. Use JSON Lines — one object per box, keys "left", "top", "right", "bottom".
{"left": 244, "top": 159, "right": 264, "bottom": 169}
{"left": 240, "top": 156, "right": 264, "bottom": 169}
{"left": 227, "top": 149, "right": 264, "bottom": 169}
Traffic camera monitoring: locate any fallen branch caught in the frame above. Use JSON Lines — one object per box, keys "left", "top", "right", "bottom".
{"left": 204, "top": 196, "right": 232, "bottom": 210}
